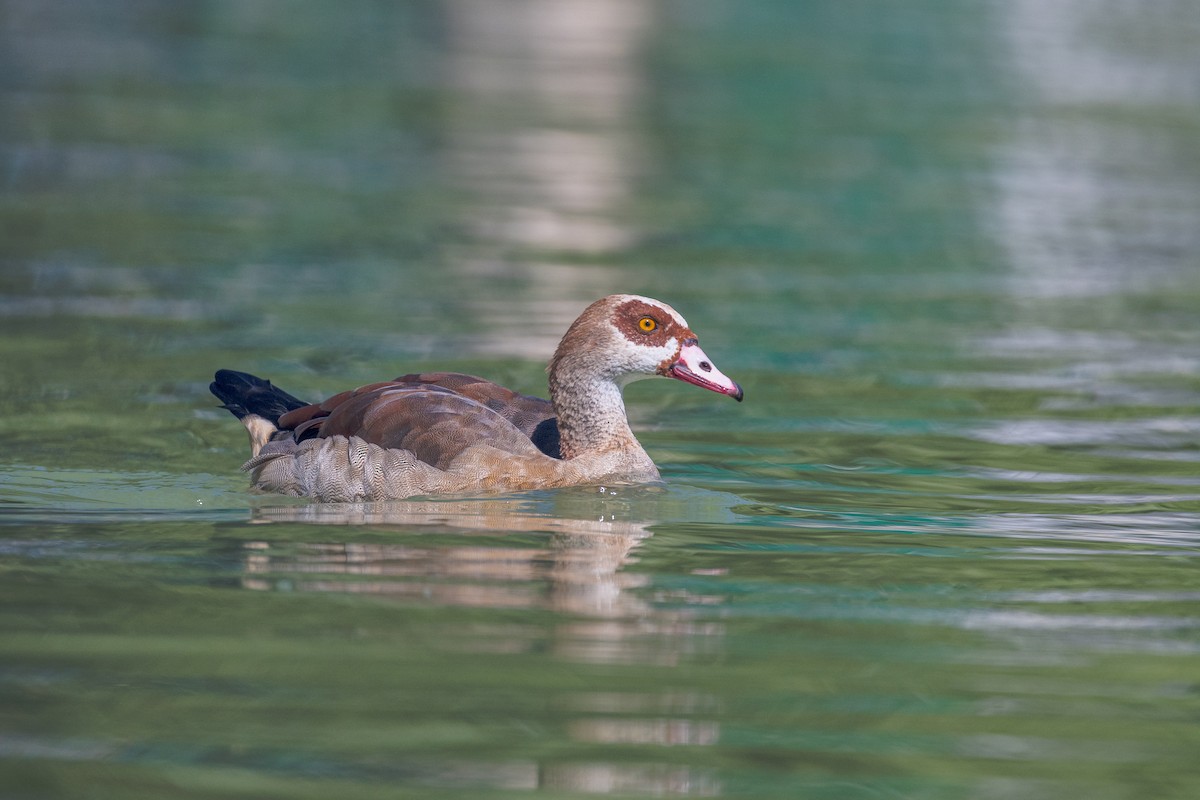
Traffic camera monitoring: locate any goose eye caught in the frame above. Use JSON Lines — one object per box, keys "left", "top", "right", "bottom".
{"left": 638, "top": 316, "right": 658, "bottom": 333}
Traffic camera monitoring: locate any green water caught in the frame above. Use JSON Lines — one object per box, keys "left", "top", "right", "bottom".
{"left": 3, "top": 2, "right": 1200, "bottom": 798}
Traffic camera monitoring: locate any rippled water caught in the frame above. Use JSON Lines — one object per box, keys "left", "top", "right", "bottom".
{"left": 2, "top": 1, "right": 1199, "bottom": 798}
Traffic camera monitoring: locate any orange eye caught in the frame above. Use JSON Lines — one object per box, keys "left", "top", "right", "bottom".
{"left": 638, "top": 316, "right": 658, "bottom": 333}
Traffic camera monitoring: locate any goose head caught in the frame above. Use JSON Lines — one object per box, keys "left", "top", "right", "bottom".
{"left": 548, "top": 294, "right": 743, "bottom": 460}
{"left": 550, "top": 294, "right": 743, "bottom": 399}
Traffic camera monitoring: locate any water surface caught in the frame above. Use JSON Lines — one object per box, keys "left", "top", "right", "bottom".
{"left": 2, "top": 2, "right": 1199, "bottom": 798}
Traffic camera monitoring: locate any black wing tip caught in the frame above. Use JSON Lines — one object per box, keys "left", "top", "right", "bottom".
{"left": 212, "top": 368, "right": 273, "bottom": 392}
{"left": 209, "top": 369, "right": 308, "bottom": 423}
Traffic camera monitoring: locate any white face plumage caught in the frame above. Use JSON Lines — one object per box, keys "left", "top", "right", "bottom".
{"left": 605, "top": 295, "right": 743, "bottom": 400}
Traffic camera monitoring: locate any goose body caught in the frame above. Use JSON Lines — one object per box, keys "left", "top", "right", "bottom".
{"left": 211, "top": 294, "right": 743, "bottom": 501}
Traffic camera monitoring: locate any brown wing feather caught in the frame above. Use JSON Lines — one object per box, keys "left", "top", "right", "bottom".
{"left": 276, "top": 373, "right": 557, "bottom": 449}
{"left": 272, "top": 374, "right": 555, "bottom": 470}
{"left": 319, "top": 385, "right": 543, "bottom": 470}
{"left": 277, "top": 381, "right": 398, "bottom": 433}
{"left": 392, "top": 373, "right": 555, "bottom": 439}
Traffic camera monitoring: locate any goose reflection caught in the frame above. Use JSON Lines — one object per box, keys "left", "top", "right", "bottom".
{"left": 234, "top": 494, "right": 727, "bottom": 795}
{"left": 239, "top": 498, "right": 654, "bottom": 618}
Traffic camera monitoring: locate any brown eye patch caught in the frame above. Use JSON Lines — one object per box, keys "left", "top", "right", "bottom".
{"left": 613, "top": 299, "right": 691, "bottom": 346}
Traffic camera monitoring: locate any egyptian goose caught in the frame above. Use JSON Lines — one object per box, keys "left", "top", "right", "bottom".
{"left": 210, "top": 294, "right": 743, "bottom": 501}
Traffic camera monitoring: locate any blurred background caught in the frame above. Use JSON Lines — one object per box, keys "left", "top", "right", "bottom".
{"left": 3, "top": 0, "right": 1200, "bottom": 391}
{"left": 3, "top": 0, "right": 1199, "bottom": 470}
{"left": 2, "top": 2, "right": 1199, "bottom": 798}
